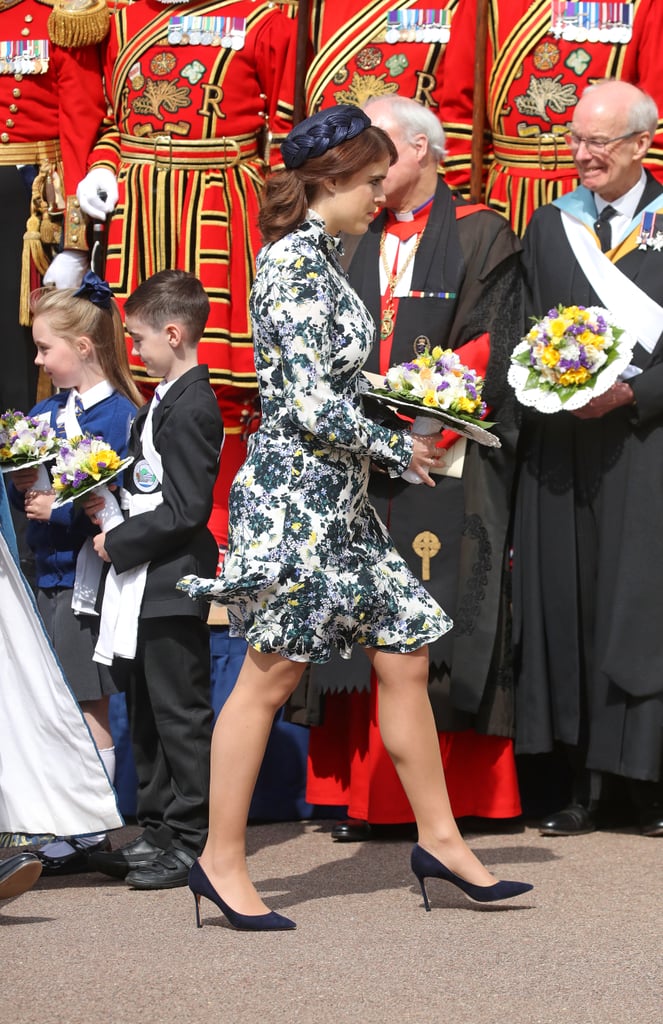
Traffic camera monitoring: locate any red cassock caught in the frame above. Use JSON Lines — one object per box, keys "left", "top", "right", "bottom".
{"left": 441, "top": 0, "right": 663, "bottom": 235}
{"left": 89, "top": 0, "right": 296, "bottom": 547}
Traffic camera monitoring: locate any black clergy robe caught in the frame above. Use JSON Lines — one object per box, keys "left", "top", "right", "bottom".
{"left": 513, "top": 172, "right": 663, "bottom": 782}
{"left": 307, "top": 178, "right": 523, "bottom": 736}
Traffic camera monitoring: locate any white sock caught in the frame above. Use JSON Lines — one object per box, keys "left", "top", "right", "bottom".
{"left": 99, "top": 746, "right": 116, "bottom": 784}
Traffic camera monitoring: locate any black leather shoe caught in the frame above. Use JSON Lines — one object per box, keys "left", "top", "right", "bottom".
{"left": 0, "top": 853, "right": 42, "bottom": 900}
{"left": 640, "top": 809, "right": 663, "bottom": 837}
{"left": 126, "top": 846, "right": 196, "bottom": 890}
{"left": 331, "top": 819, "right": 417, "bottom": 842}
{"left": 539, "top": 804, "right": 596, "bottom": 836}
{"left": 331, "top": 819, "right": 374, "bottom": 841}
{"left": 37, "top": 836, "right": 111, "bottom": 876}
{"left": 87, "top": 836, "right": 164, "bottom": 879}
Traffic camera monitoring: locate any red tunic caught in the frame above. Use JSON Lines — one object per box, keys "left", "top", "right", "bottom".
{"left": 441, "top": 0, "right": 663, "bottom": 235}
{"left": 0, "top": 0, "right": 106, "bottom": 194}
{"left": 304, "top": 0, "right": 458, "bottom": 113}
{"left": 89, "top": 0, "right": 296, "bottom": 546}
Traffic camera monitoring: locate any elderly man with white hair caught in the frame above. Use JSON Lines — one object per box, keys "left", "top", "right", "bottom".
{"left": 513, "top": 80, "right": 663, "bottom": 838}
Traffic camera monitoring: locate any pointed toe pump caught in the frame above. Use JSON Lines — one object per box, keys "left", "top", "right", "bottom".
{"left": 411, "top": 844, "right": 533, "bottom": 910}
{"left": 189, "top": 860, "right": 296, "bottom": 931}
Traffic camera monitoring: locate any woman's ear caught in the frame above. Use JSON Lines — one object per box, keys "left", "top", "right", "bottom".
{"left": 321, "top": 176, "right": 337, "bottom": 196}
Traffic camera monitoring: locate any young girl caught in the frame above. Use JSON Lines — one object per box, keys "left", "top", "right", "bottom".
{"left": 9, "top": 272, "right": 143, "bottom": 872}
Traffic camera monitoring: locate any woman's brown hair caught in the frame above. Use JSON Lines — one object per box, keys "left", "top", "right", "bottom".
{"left": 258, "top": 125, "right": 397, "bottom": 243}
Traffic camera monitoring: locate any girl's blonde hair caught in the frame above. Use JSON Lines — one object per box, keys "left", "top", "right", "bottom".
{"left": 30, "top": 286, "right": 144, "bottom": 408}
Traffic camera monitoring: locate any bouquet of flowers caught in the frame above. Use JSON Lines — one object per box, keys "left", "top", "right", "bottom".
{"left": 508, "top": 305, "right": 635, "bottom": 414}
{"left": 366, "top": 344, "right": 501, "bottom": 450}
{"left": 0, "top": 409, "right": 60, "bottom": 488}
{"left": 51, "top": 434, "right": 131, "bottom": 526}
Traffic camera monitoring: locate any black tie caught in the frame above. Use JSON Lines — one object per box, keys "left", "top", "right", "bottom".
{"left": 594, "top": 204, "right": 617, "bottom": 252}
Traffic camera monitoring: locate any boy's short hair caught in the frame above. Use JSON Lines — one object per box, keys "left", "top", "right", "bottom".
{"left": 125, "top": 270, "right": 210, "bottom": 343}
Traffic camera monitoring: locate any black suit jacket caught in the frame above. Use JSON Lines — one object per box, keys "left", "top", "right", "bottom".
{"left": 105, "top": 364, "right": 223, "bottom": 619}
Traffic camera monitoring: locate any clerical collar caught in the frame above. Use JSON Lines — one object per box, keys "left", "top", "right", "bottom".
{"left": 392, "top": 196, "right": 435, "bottom": 222}
{"left": 594, "top": 169, "right": 646, "bottom": 222}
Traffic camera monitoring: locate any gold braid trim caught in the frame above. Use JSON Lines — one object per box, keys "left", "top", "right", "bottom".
{"left": 47, "top": 0, "right": 110, "bottom": 49}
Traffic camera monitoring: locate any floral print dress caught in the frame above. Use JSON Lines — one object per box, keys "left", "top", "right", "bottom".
{"left": 181, "top": 214, "right": 451, "bottom": 662}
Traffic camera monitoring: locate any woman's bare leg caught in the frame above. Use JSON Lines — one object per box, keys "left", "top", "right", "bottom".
{"left": 199, "top": 646, "right": 305, "bottom": 915}
{"left": 368, "top": 646, "right": 496, "bottom": 886}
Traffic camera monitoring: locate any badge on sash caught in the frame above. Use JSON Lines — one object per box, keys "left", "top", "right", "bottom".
{"left": 133, "top": 459, "right": 160, "bottom": 493}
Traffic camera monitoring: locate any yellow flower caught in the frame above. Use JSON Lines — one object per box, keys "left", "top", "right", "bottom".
{"left": 558, "top": 367, "right": 591, "bottom": 386}
{"left": 422, "top": 392, "right": 438, "bottom": 407}
{"left": 84, "top": 449, "right": 121, "bottom": 480}
{"left": 456, "top": 396, "right": 478, "bottom": 413}
{"left": 550, "top": 318, "right": 567, "bottom": 338}
{"left": 541, "top": 345, "right": 561, "bottom": 367}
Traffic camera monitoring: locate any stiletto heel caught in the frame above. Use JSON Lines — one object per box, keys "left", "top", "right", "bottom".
{"left": 410, "top": 844, "right": 533, "bottom": 909}
{"left": 416, "top": 875, "right": 431, "bottom": 912}
{"left": 188, "top": 860, "right": 296, "bottom": 931}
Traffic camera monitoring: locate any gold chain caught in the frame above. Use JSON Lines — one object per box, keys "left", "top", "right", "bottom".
{"left": 379, "top": 227, "right": 423, "bottom": 340}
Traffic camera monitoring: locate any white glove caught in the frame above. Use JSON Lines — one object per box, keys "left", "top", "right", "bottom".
{"left": 76, "top": 167, "right": 118, "bottom": 222}
{"left": 43, "top": 250, "right": 89, "bottom": 289}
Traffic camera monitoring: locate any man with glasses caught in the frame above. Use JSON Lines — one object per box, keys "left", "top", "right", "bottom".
{"left": 440, "top": 0, "right": 663, "bottom": 236}
{"left": 513, "top": 80, "right": 663, "bottom": 838}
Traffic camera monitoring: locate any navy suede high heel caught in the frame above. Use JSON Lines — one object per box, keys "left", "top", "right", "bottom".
{"left": 189, "top": 860, "right": 296, "bottom": 931}
{"left": 411, "top": 844, "right": 533, "bottom": 909}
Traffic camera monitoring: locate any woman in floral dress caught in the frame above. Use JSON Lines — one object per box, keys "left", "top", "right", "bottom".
{"left": 180, "top": 106, "right": 533, "bottom": 930}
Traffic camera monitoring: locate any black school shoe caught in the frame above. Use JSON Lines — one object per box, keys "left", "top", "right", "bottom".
{"left": 0, "top": 853, "right": 42, "bottom": 899}
{"left": 87, "top": 835, "right": 164, "bottom": 880}
{"left": 126, "top": 846, "right": 196, "bottom": 890}
{"left": 37, "top": 835, "right": 112, "bottom": 876}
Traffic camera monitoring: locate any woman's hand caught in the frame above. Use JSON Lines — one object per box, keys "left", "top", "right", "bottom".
{"left": 407, "top": 431, "right": 442, "bottom": 487}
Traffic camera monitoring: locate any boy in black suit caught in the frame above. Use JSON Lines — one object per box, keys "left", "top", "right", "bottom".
{"left": 88, "top": 270, "right": 223, "bottom": 889}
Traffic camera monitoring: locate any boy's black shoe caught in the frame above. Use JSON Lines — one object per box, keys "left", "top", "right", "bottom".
{"left": 87, "top": 835, "right": 164, "bottom": 879}
{"left": 126, "top": 846, "right": 195, "bottom": 890}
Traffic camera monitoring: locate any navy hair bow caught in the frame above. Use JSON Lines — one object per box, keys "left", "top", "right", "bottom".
{"left": 74, "top": 271, "right": 113, "bottom": 310}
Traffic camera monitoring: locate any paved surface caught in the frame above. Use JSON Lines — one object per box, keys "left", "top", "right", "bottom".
{"left": 2, "top": 820, "right": 661, "bottom": 1024}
